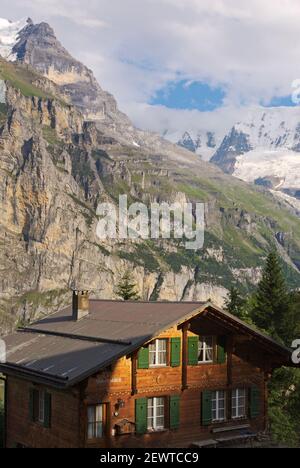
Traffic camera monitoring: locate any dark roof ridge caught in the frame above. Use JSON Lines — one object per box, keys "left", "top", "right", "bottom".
{"left": 88, "top": 299, "right": 209, "bottom": 304}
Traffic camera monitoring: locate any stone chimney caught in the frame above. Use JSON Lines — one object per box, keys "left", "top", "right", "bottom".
{"left": 72, "top": 290, "right": 89, "bottom": 321}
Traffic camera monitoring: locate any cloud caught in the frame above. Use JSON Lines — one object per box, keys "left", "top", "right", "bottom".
{"left": 1, "top": 0, "right": 108, "bottom": 29}
{"left": 125, "top": 101, "right": 246, "bottom": 139}
{"left": 1, "top": 0, "right": 300, "bottom": 134}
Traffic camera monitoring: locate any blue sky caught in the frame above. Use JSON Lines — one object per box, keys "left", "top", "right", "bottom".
{"left": 265, "top": 95, "right": 297, "bottom": 108}
{"left": 150, "top": 80, "right": 226, "bottom": 112}
{"left": 151, "top": 81, "right": 298, "bottom": 111}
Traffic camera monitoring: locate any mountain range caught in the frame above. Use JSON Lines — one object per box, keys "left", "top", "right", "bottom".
{"left": 1, "top": 17, "right": 300, "bottom": 332}
{"left": 169, "top": 106, "right": 300, "bottom": 206}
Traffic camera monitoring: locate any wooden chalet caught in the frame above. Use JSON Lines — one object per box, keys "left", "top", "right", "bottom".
{"left": 0, "top": 291, "right": 293, "bottom": 448}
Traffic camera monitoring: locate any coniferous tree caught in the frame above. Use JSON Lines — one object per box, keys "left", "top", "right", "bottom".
{"left": 115, "top": 270, "right": 140, "bottom": 301}
{"left": 251, "top": 250, "right": 293, "bottom": 344}
{"left": 224, "top": 286, "right": 246, "bottom": 319}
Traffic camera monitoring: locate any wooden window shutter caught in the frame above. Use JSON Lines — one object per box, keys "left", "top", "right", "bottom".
{"left": 170, "top": 395, "right": 180, "bottom": 429}
{"left": 250, "top": 386, "right": 261, "bottom": 419}
{"left": 201, "top": 390, "right": 212, "bottom": 426}
{"left": 137, "top": 346, "right": 149, "bottom": 369}
{"left": 135, "top": 398, "right": 147, "bottom": 434}
{"left": 170, "top": 337, "right": 181, "bottom": 367}
{"left": 188, "top": 336, "right": 199, "bottom": 365}
{"left": 217, "top": 336, "right": 227, "bottom": 364}
{"left": 29, "top": 388, "right": 36, "bottom": 422}
{"left": 44, "top": 392, "right": 52, "bottom": 428}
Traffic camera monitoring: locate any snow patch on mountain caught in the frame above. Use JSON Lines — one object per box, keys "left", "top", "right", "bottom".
{"left": 0, "top": 17, "right": 29, "bottom": 60}
{"left": 232, "top": 106, "right": 300, "bottom": 151}
{"left": 233, "top": 149, "right": 300, "bottom": 191}
{"left": 271, "top": 190, "right": 300, "bottom": 215}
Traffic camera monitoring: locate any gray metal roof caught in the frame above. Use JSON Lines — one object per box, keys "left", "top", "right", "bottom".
{"left": 0, "top": 300, "right": 292, "bottom": 387}
{"left": 29, "top": 300, "right": 209, "bottom": 342}
{"left": 0, "top": 301, "right": 209, "bottom": 387}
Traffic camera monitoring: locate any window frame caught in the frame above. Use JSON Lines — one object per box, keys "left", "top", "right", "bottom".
{"left": 198, "top": 336, "right": 215, "bottom": 364}
{"left": 87, "top": 404, "right": 106, "bottom": 440}
{"left": 149, "top": 339, "right": 168, "bottom": 368}
{"left": 147, "top": 397, "right": 166, "bottom": 432}
{"left": 211, "top": 390, "right": 226, "bottom": 422}
{"left": 31, "top": 389, "right": 46, "bottom": 425}
{"left": 231, "top": 388, "right": 247, "bottom": 420}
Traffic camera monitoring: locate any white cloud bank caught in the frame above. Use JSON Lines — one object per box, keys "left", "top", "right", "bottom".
{"left": 1, "top": 0, "right": 300, "bottom": 134}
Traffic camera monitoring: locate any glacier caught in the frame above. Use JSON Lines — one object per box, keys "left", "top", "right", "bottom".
{"left": 0, "top": 17, "right": 29, "bottom": 60}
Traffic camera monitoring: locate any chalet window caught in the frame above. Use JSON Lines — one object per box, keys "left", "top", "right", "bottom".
{"left": 149, "top": 339, "right": 167, "bottom": 367}
{"left": 212, "top": 390, "right": 226, "bottom": 422}
{"left": 198, "top": 336, "right": 214, "bottom": 363}
{"left": 87, "top": 404, "right": 105, "bottom": 439}
{"left": 147, "top": 397, "right": 165, "bottom": 431}
{"left": 232, "top": 388, "right": 246, "bottom": 419}
{"left": 29, "top": 389, "right": 51, "bottom": 428}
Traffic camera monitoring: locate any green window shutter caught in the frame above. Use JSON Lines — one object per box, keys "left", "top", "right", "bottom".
{"left": 170, "top": 338, "right": 181, "bottom": 367}
{"left": 44, "top": 392, "right": 52, "bottom": 428}
{"left": 170, "top": 395, "right": 180, "bottom": 429}
{"left": 188, "top": 336, "right": 199, "bottom": 366}
{"left": 250, "top": 386, "right": 261, "bottom": 419}
{"left": 201, "top": 390, "right": 212, "bottom": 426}
{"left": 135, "top": 398, "right": 147, "bottom": 434}
{"left": 137, "top": 346, "right": 149, "bottom": 369}
{"left": 217, "top": 336, "right": 227, "bottom": 364}
{"left": 29, "top": 389, "right": 36, "bottom": 422}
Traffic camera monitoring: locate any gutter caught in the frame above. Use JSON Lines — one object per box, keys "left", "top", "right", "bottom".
{"left": 0, "top": 363, "right": 69, "bottom": 389}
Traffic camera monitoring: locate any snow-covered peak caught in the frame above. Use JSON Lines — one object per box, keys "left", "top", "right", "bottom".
{"left": 232, "top": 106, "right": 300, "bottom": 150}
{"left": 0, "top": 17, "right": 29, "bottom": 60}
{"left": 165, "top": 129, "right": 220, "bottom": 161}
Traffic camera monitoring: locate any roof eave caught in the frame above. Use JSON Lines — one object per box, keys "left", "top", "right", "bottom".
{"left": 0, "top": 362, "right": 69, "bottom": 389}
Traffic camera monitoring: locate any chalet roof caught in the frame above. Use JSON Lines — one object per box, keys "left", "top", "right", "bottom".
{"left": 0, "top": 300, "right": 292, "bottom": 388}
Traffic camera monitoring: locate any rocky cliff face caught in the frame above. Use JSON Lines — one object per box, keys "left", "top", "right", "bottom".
{"left": 0, "top": 22, "right": 300, "bottom": 333}
{"left": 0, "top": 78, "right": 231, "bottom": 331}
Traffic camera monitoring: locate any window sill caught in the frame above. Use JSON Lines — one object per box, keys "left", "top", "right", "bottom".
{"left": 87, "top": 437, "right": 105, "bottom": 442}
{"left": 30, "top": 420, "right": 46, "bottom": 428}
{"left": 146, "top": 428, "right": 167, "bottom": 434}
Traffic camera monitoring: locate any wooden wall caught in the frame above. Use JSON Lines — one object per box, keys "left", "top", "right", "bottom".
{"left": 82, "top": 325, "right": 267, "bottom": 448}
